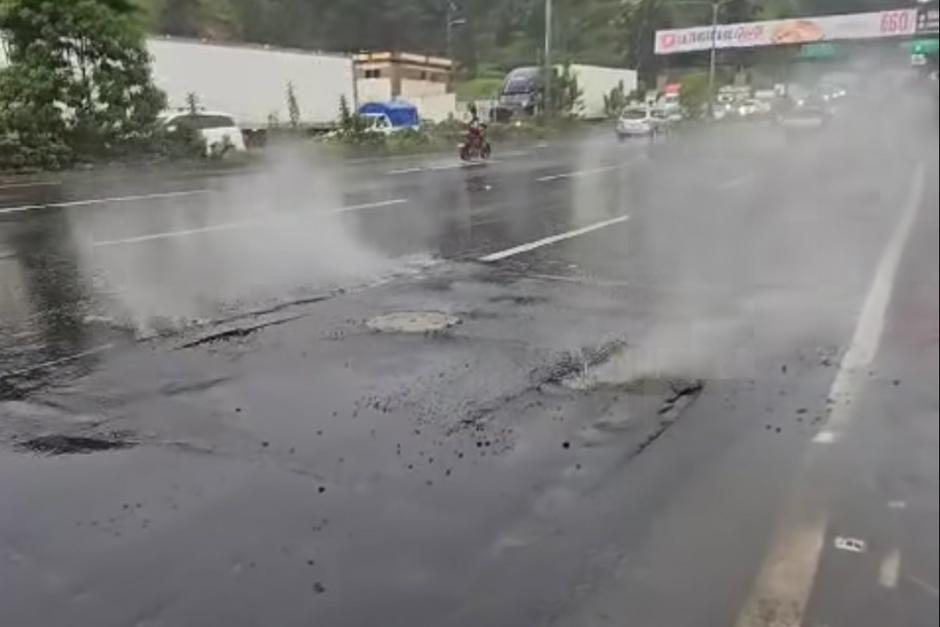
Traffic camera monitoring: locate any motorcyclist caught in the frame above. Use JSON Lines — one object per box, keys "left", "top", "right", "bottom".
{"left": 466, "top": 105, "right": 485, "bottom": 149}
{"left": 459, "top": 104, "right": 491, "bottom": 160}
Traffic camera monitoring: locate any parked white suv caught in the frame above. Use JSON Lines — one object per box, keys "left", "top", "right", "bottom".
{"left": 161, "top": 110, "right": 246, "bottom": 156}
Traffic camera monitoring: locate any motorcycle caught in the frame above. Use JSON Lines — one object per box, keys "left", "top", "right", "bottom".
{"left": 459, "top": 123, "right": 491, "bottom": 161}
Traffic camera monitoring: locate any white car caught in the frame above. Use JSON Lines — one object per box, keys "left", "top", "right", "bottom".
{"left": 161, "top": 110, "right": 246, "bottom": 156}
{"left": 736, "top": 99, "right": 771, "bottom": 118}
{"left": 616, "top": 107, "right": 662, "bottom": 139}
{"left": 361, "top": 113, "right": 410, "bottom": 136}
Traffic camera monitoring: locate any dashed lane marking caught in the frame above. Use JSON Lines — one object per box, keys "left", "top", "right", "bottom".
{"left": 478, "top": 216, "right": 629, "bottom": 262}
{"left": 0, "top": 180, "right": 61, "bottom": 190}
{"left": 879, "top": 549, "right": 900, "bottom": 588}
{"left": 536, "top": 164, "right": 623, "bottom": 182}
{"left": 715, "top": 175, "right": 753, "bottom": 191}
{"left": 0, "top": 189, "right": 210, "bottom": 215}
{"left": 93, "top": 198, "right": 408, "bottom": 247}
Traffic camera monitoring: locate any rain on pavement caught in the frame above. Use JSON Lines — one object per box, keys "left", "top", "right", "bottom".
{"left": 1, "top": 92, "right": 938, "bottom": 627}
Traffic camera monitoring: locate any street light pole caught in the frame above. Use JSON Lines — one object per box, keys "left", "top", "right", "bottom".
{"left": 544, "top": 0, "right": 552, "bottom": 114}
{"left": 444, "top": 3, "right": 466, "bottom": 90}
{"left": 445, "top": 1, "right": 454, "bottom": 63}
{"left": 672, "top": 0, "right": 725, "bottom": 117}
{"left": 707, "top": 0, "right": 718, "bottom": 118}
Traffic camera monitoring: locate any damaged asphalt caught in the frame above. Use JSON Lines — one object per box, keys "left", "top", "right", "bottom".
{"left": 1, "top": 91, "right": 938, "bottom": 627}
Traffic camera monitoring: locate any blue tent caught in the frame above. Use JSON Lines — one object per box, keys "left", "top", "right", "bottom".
{"left": 357, "top": 100, "right": 419, "bottom": 129}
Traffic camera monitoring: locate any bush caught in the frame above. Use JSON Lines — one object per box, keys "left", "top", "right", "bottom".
{"left": 679, "top": 72, "right": 710, "bottom": 118}
{"left": 0, "top": 0, "right": 167, "bottom": 170}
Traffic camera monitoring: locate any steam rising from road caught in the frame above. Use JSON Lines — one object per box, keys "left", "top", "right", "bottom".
{"left": 68, "top": 144, "right": 397, "bottom": 335}
{"left": 563, "top": 57, "right": 936, "bottom": 383}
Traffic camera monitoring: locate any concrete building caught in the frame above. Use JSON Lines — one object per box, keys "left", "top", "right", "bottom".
{"left": 354, "top": 51, "right": 457, "bottom": 122}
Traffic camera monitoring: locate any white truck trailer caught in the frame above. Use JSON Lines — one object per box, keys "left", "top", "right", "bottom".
{"left": 147, "top": 36, "right": 356, "bottom": 133}
{"left": 567, "top": 64, "right": 638, "bottom": 119}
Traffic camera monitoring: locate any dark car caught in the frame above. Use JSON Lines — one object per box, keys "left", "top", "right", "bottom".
{"left": 775, "top": 94, "right": 831, "bottom": 132}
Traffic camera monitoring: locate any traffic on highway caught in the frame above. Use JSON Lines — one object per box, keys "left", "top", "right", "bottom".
{"left": 1, "top": 2, "right": 938, "bottom": 627}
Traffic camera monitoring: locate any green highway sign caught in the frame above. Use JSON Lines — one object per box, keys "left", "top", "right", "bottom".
{"left": 798, "top": 43, "right": 839, "bottom": 59}
{"left": 902, "top": 38, "right": 939, "bottom": 54}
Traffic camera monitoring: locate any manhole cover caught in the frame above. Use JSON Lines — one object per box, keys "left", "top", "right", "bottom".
{"left": 366, "top": 311, "right": 460, "bottom": 333}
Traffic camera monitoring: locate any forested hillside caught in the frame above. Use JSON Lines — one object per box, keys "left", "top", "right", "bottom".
{"left": 141, "top": 0, "right": 902, "bottom": 77}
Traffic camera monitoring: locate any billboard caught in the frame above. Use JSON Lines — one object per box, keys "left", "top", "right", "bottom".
{"left": 916, "top": 4, "right": 939, "bottom": 34}
{"left": 654, "top": 9, "right": 919, "bottom": 55}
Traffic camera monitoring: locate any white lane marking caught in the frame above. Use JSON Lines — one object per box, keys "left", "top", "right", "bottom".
{"left": 431, "top": 161, "right": 492, "bottom": 171}
{"left": 812, "top": 430, "right": 837, "bottom": 444}
{"left": 536, "top": 164, "right": 622, "bottom": 182}
{"left": 887, "top": 500, "right": 907, "bottom": 510}
{"left": 388, "top": 161, "right": 494, "bottom": 175}
{"left": 92, "top": 198, "right": 408, "bottom": 248}
{"left": 478, "top": 216, "right": 629, "bottom": 262}
{"left": 0, "top": 180, "right": 61, "bottom": 190}
{"left": 906, "top": 574, "right": 940, "bottom": 598}
{"left": 735, "top": 515, "right": 829, "bottom": 627}
{"left": 734, "top": 162, "right": 925, "bottom": 627}
{"left": 716, "top": 175, "right": 753, "bottom": 191}
{"left": 879, "top": 549, "right": 901, "bottom": 588}
{"left": 2, "top": 343, "right": 115, "bottom": 378}
{"left": 815, "top": 162, "right": 923, "bottom": 435}
{"left": 320, "top": 198, "right": 408, "bottom": 215}
{"left": 0, "top": 189, "right": 210, "bottom": 215}
{"left": 387, "top": 167, "right": 423, "bottom": 175}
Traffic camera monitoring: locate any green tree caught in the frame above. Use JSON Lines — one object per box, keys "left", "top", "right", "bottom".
{"left": 678, "top": 71, "right": 710, "bottom": 117}
{"left": 603, "top": 80, "right": 627, "bottom": 117}
{"left": 550, "top": 63, "right": 583, "bottom": 116}
{"left": 286, "top": 81, "right": 301, "bottom": 128}
{"left": 0, "top": 0, "right": 167, "bottom": 168}
{"left": 620, "top": 0, "right": 671, "bottom": 87}
{"left": 186, "top": 91, "right": 200, "bottom": 114}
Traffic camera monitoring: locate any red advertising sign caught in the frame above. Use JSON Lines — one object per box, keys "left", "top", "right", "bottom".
{"left": 655, "top": 9, "right": 918, "bottom": 55}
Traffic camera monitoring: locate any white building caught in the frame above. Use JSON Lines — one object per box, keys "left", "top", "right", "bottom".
{"left": 354, "top": 51, "right": 457, "bottom": 122}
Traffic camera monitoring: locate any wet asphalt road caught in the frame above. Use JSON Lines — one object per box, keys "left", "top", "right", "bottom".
{"left": 1, "top": 97, "right": 938, "bottom": 627}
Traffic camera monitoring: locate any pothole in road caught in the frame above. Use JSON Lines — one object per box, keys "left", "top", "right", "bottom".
{"left": 559, "top": 343, "right": 701, "bottom": 396}
{"left": 366, "top": 311, "right": 460, "bottom": 334}
{"left": 16, "top": 434, "right": 136, "bottom": 455}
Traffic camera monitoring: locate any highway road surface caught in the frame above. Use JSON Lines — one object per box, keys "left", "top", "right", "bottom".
{"left": 1, "top": 93, "right": 937, "bottom": 627}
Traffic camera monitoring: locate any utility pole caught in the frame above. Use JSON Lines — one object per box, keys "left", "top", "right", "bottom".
{"left": 544, "top": 0, "right": 553, "bottom": 114}
{"left": 671, "top": 0, "right": 725, "bottom": 117}
{"left": 445, "top": 1, "right": 454, "bottom": 64}
{"left": 444, "top": 2, "right": 465, "bottom": 89}
{"left": 707, "top": 0, "right": 719, "bottom": 118}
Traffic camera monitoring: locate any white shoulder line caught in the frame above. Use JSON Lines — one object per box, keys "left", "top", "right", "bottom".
{"left": 734, "top": 162, "right": 925, "bottom": 627}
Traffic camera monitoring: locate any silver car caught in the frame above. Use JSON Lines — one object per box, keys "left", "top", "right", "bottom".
{"left": 616, "top": 107, "right": 662, "bottom": 140}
